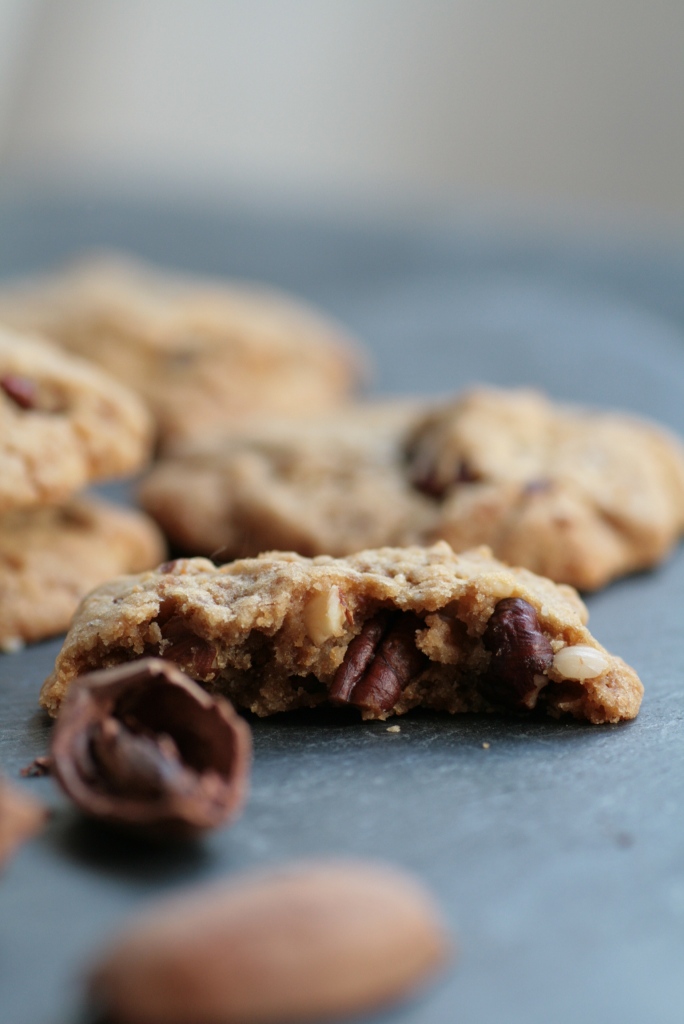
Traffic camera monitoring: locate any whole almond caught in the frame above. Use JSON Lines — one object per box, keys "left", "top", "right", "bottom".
{"left": 90, "top": 860, "right": 452, "bottom": 1023}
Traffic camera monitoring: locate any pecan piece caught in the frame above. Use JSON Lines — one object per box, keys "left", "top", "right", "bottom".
{"left": 158, "top": 614, "right": 218, "bottom": 679}
{"left": 51, "top": 658, "right": 251, "bottom": 838}
{"left": 481, "top": 597, "right": 553, "bottom": 710}
{"left": 408, "top": 448, "right": 480, "bottom": 499}
{"left": 330, "top": 611, "right": 426, "bottom": 715}
{"left": 1, "top": 374, "right": 37, "bottom": 409}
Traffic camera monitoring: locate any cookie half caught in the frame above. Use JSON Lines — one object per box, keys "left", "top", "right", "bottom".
{"left": 0, "top": 254, "right": 365, "bottom": 450}
{"left": 140, "top": 388, "right": 684, "bottom": 590}
{"left": 41, "top": 543, "right": 643, "bottom": 724}
{"left": 0, "top": 497, "right": 166, "bottom": 648}
{"left": 0, "top": 327, "right": 153, "bottom": 511}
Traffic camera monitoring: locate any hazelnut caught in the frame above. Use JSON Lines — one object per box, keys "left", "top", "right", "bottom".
{"left": 481, "top": 597, "right": 554, "bottom": 710}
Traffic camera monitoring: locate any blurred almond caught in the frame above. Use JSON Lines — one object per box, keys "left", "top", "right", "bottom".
{"left": 90, "top": 859, "right": 453, "bottom": 1023}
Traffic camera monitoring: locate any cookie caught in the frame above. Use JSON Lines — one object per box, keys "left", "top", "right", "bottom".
{"left": 140, "top": 388, "right": 684, "bottom": 590}
{"left": 41, "top": 543, "right": 643, "bottom": 724}
{"left": 0, "top": 326, "right": 153, "bottom": 511}
{"left": 409, "top": 389, "right": 684, "bottom": 589}
{"left": 0, "top": 496, "right": 166, "bottom": 648}
{"left": 140, "top": 401, "right": 430, "bottom": 559}
{"left": 0, "top": 254, "right": 365, "bottom": 450}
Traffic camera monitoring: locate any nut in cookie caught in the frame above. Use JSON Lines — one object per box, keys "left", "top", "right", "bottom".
{"left": 42, "top": 543, "right": 643, "bottom": 725}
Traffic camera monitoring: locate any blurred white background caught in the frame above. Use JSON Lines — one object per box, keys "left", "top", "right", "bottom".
{"left": 0, "top": 0, "right": 682, "bottom": 222}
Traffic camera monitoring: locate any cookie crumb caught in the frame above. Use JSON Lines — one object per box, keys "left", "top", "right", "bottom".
{"left": 20, "top": 756, "right": 52, "bottom": 778}
{"left": 482, "top": 742, "right": 490, "bottom": 749}
{"left": 386, "top": 725, "right": 401, "bottom": 733}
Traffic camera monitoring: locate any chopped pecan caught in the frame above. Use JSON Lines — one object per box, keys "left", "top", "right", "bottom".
{"left": 51, "top": 658, "right": 251, "bottom": 838}
{"left": 481, "top": 597, "right": 553, "bottom": 710}
{"left": 407, "top": 441, "right": 480, "bottom": 499}
{"left": 1, "top": 374, "right": 37, "bottom": 410}
{"left": 330, "top": 611, "right": 426, "bottom": 715}
{"left": 158, "top": 614, "right": 218, "bottom": 679}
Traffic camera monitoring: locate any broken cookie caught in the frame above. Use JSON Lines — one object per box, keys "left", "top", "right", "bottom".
{"left": 140, "top": 388, "right": 684, "bottom": 590}
{"left": 42, "top": 543, "right": 643, "bottom": 725}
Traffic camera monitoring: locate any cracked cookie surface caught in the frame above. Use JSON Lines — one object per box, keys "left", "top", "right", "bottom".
{"left": 0, "top": 254, "right": 364, "bottom": 450}
{"left": 42, "top": 543, "right": 643, "bottom": 725}
{"left": 140, "top": 388, "right": 684, "bottom": 590}
{"left": 0, "top": 497, "right": 165, "bottom": 648}
{"left": 0, "top": 326, "right": 153, "bottom": 511}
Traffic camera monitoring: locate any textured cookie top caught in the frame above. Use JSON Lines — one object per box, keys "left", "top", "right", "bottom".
{"left": 140, "top": 401, "right": 430, "bottom": 558}
{"left": 141, "top": 387, "right": 684, "bottom": 590}
{"left": 0, "top": 327, "right": 153, "bottom": 510}
{"left": 42, "top": 542, "right": 642, "bottom": 725}
{"left": 0, "top": 255, "right": 365, "bottom": 449}
{"left": 410, "top": 388, "right": 684, "bottom": 588}
{"left": 0, "top": 497, "right": 166, "bottom": 648}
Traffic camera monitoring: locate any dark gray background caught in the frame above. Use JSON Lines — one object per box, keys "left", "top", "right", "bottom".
{"left": 1, "top": 193, "right": 684, "bottom": 1024}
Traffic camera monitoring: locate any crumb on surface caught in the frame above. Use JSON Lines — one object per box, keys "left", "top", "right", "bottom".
{"left": 387, "top": 725, "right": 401, "bottom": 733}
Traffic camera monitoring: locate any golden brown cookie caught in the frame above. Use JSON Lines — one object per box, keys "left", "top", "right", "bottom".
{"left": 140, "top": 401, "right": 430, "bottom": 559}
{"left": 0, "top": 497, "right": 165, "bottom": 648}
{"left": 41, "top": 543, "right": 643, "bottom": 725}
{"left": 0, "top": 254, "right": 365, "bottom": 450}
{"left": 140, "top": 388, "right": 684, "bottom": 590}
{"left": 0, "top": 326, "right": 153, "bottom": 511}
{"left": 409, "top": 389, "right": 684, "bottom": 589}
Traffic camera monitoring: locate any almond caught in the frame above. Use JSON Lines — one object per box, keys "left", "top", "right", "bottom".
{"left": 90, "top": 859, "right": 452, "bottom": 1023}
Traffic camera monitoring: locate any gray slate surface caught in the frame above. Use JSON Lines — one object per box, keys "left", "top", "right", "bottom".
{"left": 1, "top": 193, "right": 683, "bottom": 1024}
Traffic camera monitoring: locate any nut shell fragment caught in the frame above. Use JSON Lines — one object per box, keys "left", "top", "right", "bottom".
{"left": 89, "top": 860, "right": 452, "bottom": 1024}
{"left": 51, "top": 658, "right": 251, "bottom": 838}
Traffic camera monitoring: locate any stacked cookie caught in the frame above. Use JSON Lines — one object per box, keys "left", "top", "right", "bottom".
{"left": 0, "top": 326, "right": 165, "bottom": 648}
